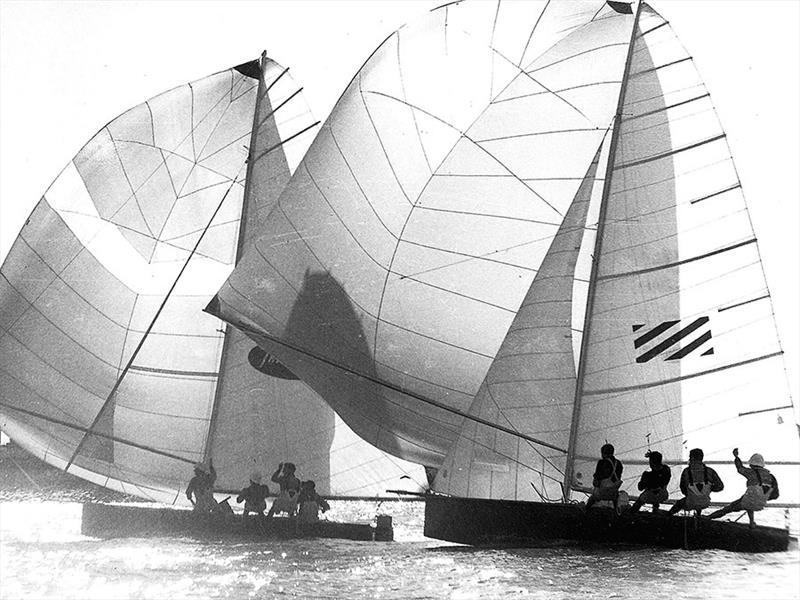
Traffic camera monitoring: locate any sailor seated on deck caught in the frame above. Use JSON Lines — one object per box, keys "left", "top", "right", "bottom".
{"left": 186, "top": 459, "right": 219, "bottom": 513}
{"left": 668, "top": 448, "right": 724, "bottom": 518}
{"left": 630, "top": 451, "right": 671, "bottom": 513}
{"left": 585, "top": 443, "right": 624, "bottom": 512}
{"left": 267, "top": 462, "right": 301, "bottom": 518}
{"left": 708, "top": 449, "right": 779, "bottom": 528}
{"left": 296, "top": 480, "right": 331, "bottom": 524}
{"left": 236, "top": 471, "right": 270, "bottom": 518}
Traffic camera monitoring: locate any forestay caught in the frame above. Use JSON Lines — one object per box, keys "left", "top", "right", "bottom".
{"left": 0, "top": 57, "right": 424, "bottom": 502}
{"left": 211, "top": 0, "right": 637, "bottom": 469}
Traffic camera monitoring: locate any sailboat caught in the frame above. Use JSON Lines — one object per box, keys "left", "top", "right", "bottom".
{"left": 0, "top": 52, "right": 425, "bottom": 511}
{"left": 208, "top": 0, "right": 799, "bottom": 552}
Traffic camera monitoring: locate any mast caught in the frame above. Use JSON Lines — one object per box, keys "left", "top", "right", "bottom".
{"left": 202, "top": 51, "right": 269, "bottom": 463}
{"left": 562, "top": 1, "right": 644, "bottom": 500}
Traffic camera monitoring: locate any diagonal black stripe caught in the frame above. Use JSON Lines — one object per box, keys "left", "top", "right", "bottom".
{"left": 634, "top": 320, "right": 679, "bottom": 348}
{"left": 636, "top": 316, "right": 709, "bottom": 363}
{"left": 665, "top": 329, "right": 712, "bottom": 360}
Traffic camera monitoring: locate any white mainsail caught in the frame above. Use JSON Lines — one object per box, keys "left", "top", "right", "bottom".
{"left": 211, "top": 0, "right": 639, "bottom": 469}
{"left": 0, "top": 57, "right": 424, "bottom": 502}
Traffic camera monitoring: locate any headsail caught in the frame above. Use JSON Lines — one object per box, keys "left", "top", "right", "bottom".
{"left": 0, "top": 57, "right": 424, "bottom": 501}
{"left": 211, "top": 0, "right": 638, "bottom": 468}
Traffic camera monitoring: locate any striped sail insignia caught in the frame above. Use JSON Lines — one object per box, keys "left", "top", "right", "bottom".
{"left": 632, "top": 317, "right": 714, "bottom": 363}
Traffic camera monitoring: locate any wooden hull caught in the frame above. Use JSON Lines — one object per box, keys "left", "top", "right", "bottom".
{"left": 82, "top": 503, "right": 391, "bottom": 542}
{"left": 424, "top": 495, "right": 790, "bottom": 553}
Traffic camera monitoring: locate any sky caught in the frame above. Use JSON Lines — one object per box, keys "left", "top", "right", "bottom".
{"left": 0, "top": 0, "right": 798, "bottom": 414}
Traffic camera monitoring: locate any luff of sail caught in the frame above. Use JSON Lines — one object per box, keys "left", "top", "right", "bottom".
{"left": 0, "top": 56, "right": 424, "bottom": 501}
{"left": 567, "top": 2, "right": 799, "bottom": 503}
{"left": 210, "top": 0, "right": 638, "bottom": 469}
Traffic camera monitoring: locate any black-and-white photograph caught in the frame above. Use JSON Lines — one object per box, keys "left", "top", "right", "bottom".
{"left": 1, "top": 1, "right": 798, "bottom": 598}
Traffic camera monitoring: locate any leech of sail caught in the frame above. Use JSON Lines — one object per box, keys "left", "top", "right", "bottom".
{"left": 64, "top": 177, "right": 240, "bottom": 472}
{"left": 218, "top": 315, "right": 568, "bottom": 455}
{"left": 0, "top": 401, "right": 195, "bottom": 464}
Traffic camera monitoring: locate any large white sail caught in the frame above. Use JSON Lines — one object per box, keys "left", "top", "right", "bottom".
{"left": 432, "top": 1, "right": 799, "bottom": 505}
{"left": 211, "top": 0, "right": 637, "bottom": 468}
{"left": 567, "top": 2, "right": 799, "bottom": 503}
{"left": 0, "top": 57, "right": 424, "bottom": 501}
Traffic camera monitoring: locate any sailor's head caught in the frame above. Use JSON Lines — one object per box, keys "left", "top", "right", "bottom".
{"left": 194, "top": 462, "right": 208, "bottom": 475}
{"left": 748, "top": 453, "right": 765, "bottom": 468}
{"left": 648, "top": 451, "right": 663, "bottom": 468}
{"left": 600, "top": 443, "right": 614, "bottom": 458}
{"left": 284, "top": 462, "right": 296, "bottom": 474}
{"left": 689, "top": 448, "right": 704, "bottom": 463}
{"left": 250, "top": 471, "right": 262, "bottom": 484}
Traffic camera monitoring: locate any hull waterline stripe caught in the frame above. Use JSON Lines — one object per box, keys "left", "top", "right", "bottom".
{"left": 582, "top": 351, "right": 783, "bottom": 395}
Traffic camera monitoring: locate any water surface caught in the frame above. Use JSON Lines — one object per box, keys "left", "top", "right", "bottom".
{"left": 1, "top": 501, "right": 798, "bottom": 599}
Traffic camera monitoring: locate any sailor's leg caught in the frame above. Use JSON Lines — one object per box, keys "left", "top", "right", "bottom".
{"left": 668, "top": 498, "right": 685, "bottom": 515}
{"left": 746, "top": 510, "right": 755, "bottom": 527}
{"left": 708, "top": 499, "right": 740, "bottom": 519}
{"left": 652, "top": 503, "right": 660, "bottom": 513}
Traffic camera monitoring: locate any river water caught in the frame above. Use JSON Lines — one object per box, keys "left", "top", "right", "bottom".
{"left": 1, "top": 501, "right": 798, "bottom": 599}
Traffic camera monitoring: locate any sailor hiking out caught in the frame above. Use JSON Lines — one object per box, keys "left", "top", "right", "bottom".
{"left": 236, "top": 471, "right": 270, "bottom": 518}
{"left": 296, "top": 480, "right": 331, "bottom": 524}
{"left": 668, "top": 448, "right": 724, "bottom": 517}
{"left": 585, "top": 443, "right": 624, "bottom": 512}
{"left": 268, "top": 462, "right": 302, "bottom": 518}
{"left": 630, "top": 451, "right": 671, "bottom": 513}
{"left": 708, "top": 448, "right": 779, "bottom": 527}
{"left": 186, "top": 459, "right": 218, "bottom": 513}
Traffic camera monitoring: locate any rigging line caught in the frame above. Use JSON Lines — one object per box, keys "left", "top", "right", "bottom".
{"left": 413, "top": 204, "right": 561, "bottom": 227}
{"left": 718, "top": 294, "right": 769, "bottom": 313}
{"left": 64, "top": 176, "right": 240, "bottom": 472}
{"left": 739, "top": 405, "right": 794, "bottom": 417}
{"left": 494, "top": 80, "right": 622, "bottom": 105}
{"left": 325, "top": 128, "right": 402, "bottom": 240}
{"left": 598, "top": 238, "right": 756, "bottom": 280}
{"left": 251, "top": 121, "right": 319, "bottom": 163}
{"left": 357, "top": 76, "right": 414, "bottom": 207}
{"left": 107, "top": 130, "right": 156, "bottom": 239}
{"left": 528, "top": 42, "right": 628, "bottom": 74}
{"left": 475, "top": 127, "right": 604, "bottom": 143}
{"left": 223, "top": 315, "right": 568, "bottom": 455}
{"left": 363, "top": 90, "right": 564, "bottom": 217}
{"left": 0, "top": 401, "right": 196, "bottom": 464}
{"left": 614, "top": 133, "right": 726, "bottom": 170}
{"left": 623, "top": 92, "right": 710, "bottom": 121}
{"left": 583, "top": 351, "right": 784, "bottom": 397}
{"left": 484, "top": 383, "right": 566, "bottom": 477}
{"left": 517, "top": 0, "right": 550, "bottom": 67}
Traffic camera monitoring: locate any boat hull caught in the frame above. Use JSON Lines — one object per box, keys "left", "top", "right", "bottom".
{"left": 423, "top": 495, "right": 789, "bottom": 553}
{"left": 82, "top": 503, "right": 390, "bottom": 542}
